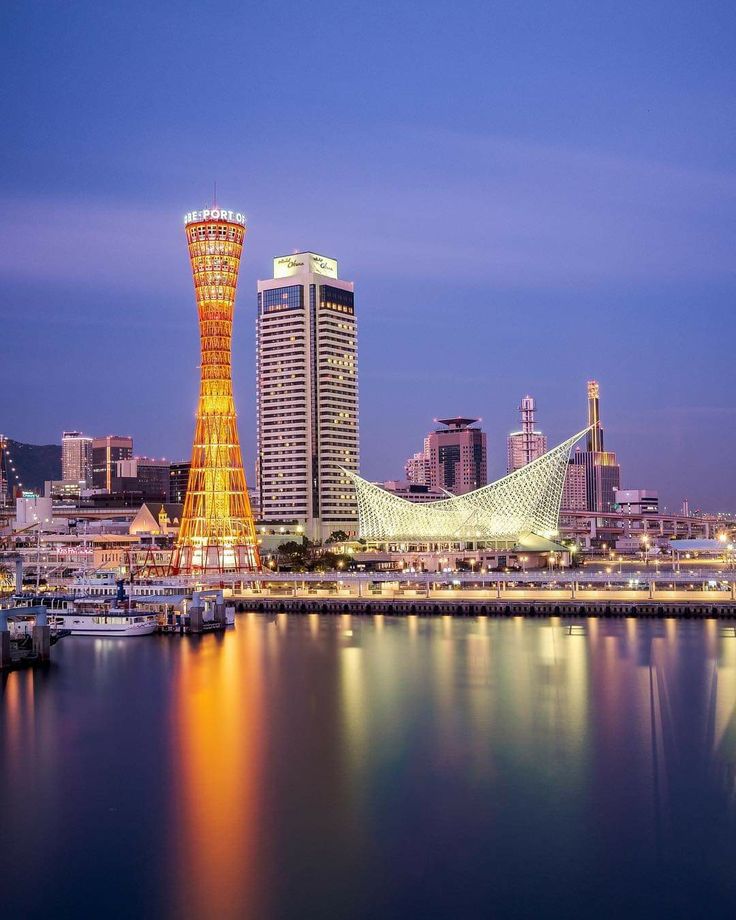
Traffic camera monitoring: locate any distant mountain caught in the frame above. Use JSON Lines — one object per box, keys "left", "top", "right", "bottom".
{"left": 3, "top": 439, "right": 61, "bottom": 493}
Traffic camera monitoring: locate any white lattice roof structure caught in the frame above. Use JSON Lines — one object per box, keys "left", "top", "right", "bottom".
{"left": 346, "top": 429, "right": 588, "bottom": 543}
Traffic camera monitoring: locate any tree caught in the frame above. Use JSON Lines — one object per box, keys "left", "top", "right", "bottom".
{"left": 308, "top": 551, "right": 355, "bottom": 573}
{"left": 276, "top": 540, "right": 309, "bottom": 572}
{"left": 325, "top": 530, "right": 350, "bottom": 545}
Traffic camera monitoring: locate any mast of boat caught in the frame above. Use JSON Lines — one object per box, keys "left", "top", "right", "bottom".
{"left": 35, "top": 526, "right": 41, "bottom": 592}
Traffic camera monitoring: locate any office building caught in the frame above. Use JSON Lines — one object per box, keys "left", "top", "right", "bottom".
{"left": 561, "top": 455, "right": 587, "bottom": 510}
{"left": 169, "top": 461, "right": 191, "bottom": 504}
{"left": 614, "top": 489, "right": 659, "bottom": 515}
{"left": 423, "top": 417, "right": 487, "bottom": 495}
{"left": 45, "top": 479, "right": 83, "bottom": 501}
{"left": 15, "top": 493, "right": 53, "bottom": 528}
{"left": 507, "top": 396, "right": 547, "bottom": 473}
{"left": 404, "top": 449, "right": 430, "bottom": 485}
{"left": 257, "top": 251, "right": 359, "bottom": 541}
{"left": 171, "top": 205, "right": 259, "bottom": 574}
{"left": 62, "top": 431, "right": 93, "bottom": 487}
{"left": 572, "top": 381, "right": 621, "bottom": 513}
{"left": 114, "top": 457, "right": 170, "bottom": 501}
{"left": 92, "top": 435, "right": 133, "bottom": 492}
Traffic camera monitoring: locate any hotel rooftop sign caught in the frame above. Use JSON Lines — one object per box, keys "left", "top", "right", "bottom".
{"left": 184, "top": 208, "right": 246, "bottom": 226}
{"left": 273, "top": 252, "right": 338, "bottom": 279}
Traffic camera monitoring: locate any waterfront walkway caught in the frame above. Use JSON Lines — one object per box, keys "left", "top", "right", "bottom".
{"left": 230, "top": 572, "right": 736, "bottom": 618}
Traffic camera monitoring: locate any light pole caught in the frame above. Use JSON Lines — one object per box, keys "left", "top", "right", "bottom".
{"left": 718, "top": 532, "right": 728, "bottom": 570}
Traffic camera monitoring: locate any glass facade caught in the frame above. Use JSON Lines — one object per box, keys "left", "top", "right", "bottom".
{"left": 438, "top": 445, "right": 461, "bottom": 491}
{"left": 320, "top": 285, "right": 354, "bottom": 314}
{"left": 262, "top": 285, "right": 304, "bottom": 314}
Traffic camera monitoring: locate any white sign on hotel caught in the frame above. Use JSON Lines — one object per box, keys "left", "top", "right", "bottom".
{"left": 273, "top": 252, "right": 338, "bottom": 279}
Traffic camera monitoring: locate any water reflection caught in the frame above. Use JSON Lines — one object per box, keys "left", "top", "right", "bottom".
{"left": 170, "top": 620, "right": 266, "bottom": 918}
{"left": 1, "top": 617, "right": 736, "bottom": 918}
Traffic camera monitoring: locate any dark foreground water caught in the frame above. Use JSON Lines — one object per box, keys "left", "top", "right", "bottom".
{"left": 2, "top": 615, "right": 736, "bottom": 919}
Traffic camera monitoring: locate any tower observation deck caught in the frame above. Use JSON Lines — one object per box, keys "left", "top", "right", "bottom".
{"left": 171, "top": 207, "right": 260, "bottom": 574}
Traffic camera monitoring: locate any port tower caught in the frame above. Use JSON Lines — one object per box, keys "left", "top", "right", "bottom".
{"left": 170, "top": 207, "right": 260, "bottom": 574}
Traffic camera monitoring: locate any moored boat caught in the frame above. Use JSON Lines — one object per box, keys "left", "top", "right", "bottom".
{"left": 47, "top": 609, "right": 158, "bottom": 637}
{"left": 10, "top": 594, "right": 159, "bottom": 637}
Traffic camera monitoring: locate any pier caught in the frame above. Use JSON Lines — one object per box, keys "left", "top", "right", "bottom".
{"left": 239, "top": 595, "right": 736, "bottom": 618}
{"left": 0, "top": 604, "right": 56, "bottom": 671}
{"left": 228, "top": 571, "right": 736, "bottom": 619}
{"left": 157, "top": 589, "right": 233, "bottom": 634}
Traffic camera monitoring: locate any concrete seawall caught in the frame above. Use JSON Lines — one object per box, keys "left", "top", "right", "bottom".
{"left": 236, "top": 596, "right": 736, "bottom": 619}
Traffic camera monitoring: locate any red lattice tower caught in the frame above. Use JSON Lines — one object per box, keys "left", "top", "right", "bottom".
{"left": 170, "top": 207, "right": 260, "bottom": 575}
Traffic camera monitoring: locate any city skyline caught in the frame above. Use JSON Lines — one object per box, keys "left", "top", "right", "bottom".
{"left": 1, "top": 2, "right": 735, "bottom": 511}
{"left": 3, "top": 369, "right": 732, "bottom": 515}
{"left": 3, "top": 7, "right": 736, "bottom": 920}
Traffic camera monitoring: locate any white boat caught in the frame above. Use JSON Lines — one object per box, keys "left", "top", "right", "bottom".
{"left": 11, "top": 593, "right": 159, "bottom": 637}
{"left": 47, "top": 609, "right": 158, "bottom": 637}
{"left": 67, "top": 571, "right": 187, "bottom": 599}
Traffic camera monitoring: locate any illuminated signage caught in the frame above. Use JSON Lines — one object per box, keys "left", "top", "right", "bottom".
{"left": 273, "top": 252, "right": 338, "bottom": 279}
{"left": 184, "top": 208, "right": 246, "bottom": 226}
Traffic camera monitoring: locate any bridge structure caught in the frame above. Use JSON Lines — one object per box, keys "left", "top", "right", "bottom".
{"left": 560, "top": 508, "right": 735, "bottom": 547}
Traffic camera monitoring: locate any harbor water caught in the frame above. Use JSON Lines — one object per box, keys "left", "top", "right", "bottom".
{"left": 2, "top": 614, "right": 736, "bottom": 918}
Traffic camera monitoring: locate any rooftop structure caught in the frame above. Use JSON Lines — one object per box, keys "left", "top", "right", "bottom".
{"left": 507, "top": 396, "right": 547, "bottom": 473}
{"left": 380, "top": 481, "right": 447, "bottom": 503}
{"left": 436, "top": 416, "right": 479, "bottom": 429}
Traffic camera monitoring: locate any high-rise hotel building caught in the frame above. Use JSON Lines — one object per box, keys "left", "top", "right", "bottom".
{"left": 62, "top": 431, "right": 93, "bottom": 487}
{"left": 256, "top": 252, "right": 358, "bottom": 540}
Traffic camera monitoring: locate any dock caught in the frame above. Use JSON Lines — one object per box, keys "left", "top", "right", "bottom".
{"left": 237, "top": 595, "right": 736, "bottom": 618}
{"left": 0, "top": 604, "right": 62, "bottom": 671}
{"left": 228, "top": 571, "right": 736, "bottom": 619}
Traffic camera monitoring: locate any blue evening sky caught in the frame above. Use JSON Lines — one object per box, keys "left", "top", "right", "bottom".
{"left": 1, "top": 0, "right": 734, "bottom": 510}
